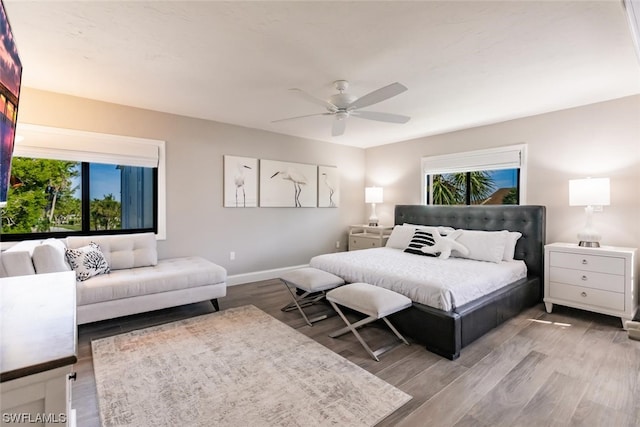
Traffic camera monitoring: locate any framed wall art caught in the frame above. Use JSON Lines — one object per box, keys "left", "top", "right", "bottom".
{"left": 318, "top": 165, "right": 339, "bottom": 208}
{"left": 260, "top": 159, "right": 317, "bottom": 207}
{"left": 223, "top": 155, "right": 258, "bottom": 207}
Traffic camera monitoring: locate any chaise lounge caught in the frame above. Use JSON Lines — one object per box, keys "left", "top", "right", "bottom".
{"left": 0, "top": 232, "right": 227, "bottom": 324}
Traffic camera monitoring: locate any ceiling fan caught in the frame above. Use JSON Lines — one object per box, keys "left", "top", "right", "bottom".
{"left": 272, "top": 80, "right": 410, "bottom": 137}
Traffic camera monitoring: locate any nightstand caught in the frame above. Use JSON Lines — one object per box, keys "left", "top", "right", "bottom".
{"left": 544, "top": 243, "right": 638, "bottom": 328}
{"left": 348, "top": 225, "right": 393, "bottom": 251}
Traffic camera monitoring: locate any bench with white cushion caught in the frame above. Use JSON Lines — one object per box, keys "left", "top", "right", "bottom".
{"left": 279, "top": 267, "right": 345, "bottom": 326}
{"left": 326, "top": 282, "right": 411, "bottom": 361}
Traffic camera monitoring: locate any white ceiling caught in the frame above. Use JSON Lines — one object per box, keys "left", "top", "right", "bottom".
{"left": 5, "top": 1, "right": 640, "bottom": 149}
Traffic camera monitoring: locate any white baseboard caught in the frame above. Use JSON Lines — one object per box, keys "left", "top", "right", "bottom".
{"left": 227, "top": 264, "right": 309, "bottom": 286}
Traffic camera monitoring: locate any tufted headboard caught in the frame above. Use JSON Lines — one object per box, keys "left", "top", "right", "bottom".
{"left": 395, "top": 205, "right": 546, "bottom": 279}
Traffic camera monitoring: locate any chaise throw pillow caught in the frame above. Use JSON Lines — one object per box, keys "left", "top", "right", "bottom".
{"left": 65, "top": 242, "right": 110, "bottom": 281}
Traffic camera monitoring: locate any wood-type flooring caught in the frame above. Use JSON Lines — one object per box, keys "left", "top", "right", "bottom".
{"left": 73, "top": 279, "right": 640, "bottom": 427}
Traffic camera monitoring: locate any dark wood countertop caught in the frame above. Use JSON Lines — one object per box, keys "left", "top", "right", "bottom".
{"left": 1, "top": 271, "right": 78, "bottom": 382}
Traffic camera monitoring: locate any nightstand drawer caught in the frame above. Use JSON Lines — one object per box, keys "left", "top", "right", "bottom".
{"left": 549, "top": 267, "right": 624, "bottom": 293}
{"left": 549, "top": 252, "right": 624, "bottom": 275}
{"left": 350, "top": 236, "right": 383, "bottom": 250}
{"left": 549, "top": 282, "right": 625, "bottom": 311}
{"left": 348, "top": 225, "right": 393, "bottom": 252}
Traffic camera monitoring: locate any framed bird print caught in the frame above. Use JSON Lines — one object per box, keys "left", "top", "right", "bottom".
{"left": 260, "top": 159, "right": 318, "bottom": 207}
{"left": 223, "top": 155, "right": 258, "bottom": 207}
{"left": 318, "top": 165, "right": 339, "bottom": 207}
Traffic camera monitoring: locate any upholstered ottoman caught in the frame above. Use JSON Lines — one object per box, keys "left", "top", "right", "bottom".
{"left": 280, "top": 267, "right": 345, "bottom": 326}
{"left": 326, "top": 283, "right": 411, "bottom": 361}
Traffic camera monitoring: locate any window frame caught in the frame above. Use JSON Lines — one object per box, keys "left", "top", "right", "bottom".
{"left": 421, "top": 144, "right": 527, "bottom": 205}
{"left": 1, "top": 124, "right": 166, "bottom": 244}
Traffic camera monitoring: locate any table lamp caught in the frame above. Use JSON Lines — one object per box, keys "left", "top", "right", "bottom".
{"left": 569, "top": 177, "right": 610, "bottom": 247}
{"left": 365, "top": 187, "right": 383, "bottom": 226}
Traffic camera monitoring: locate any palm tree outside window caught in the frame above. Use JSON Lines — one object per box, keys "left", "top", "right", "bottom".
{"left": 426, "top": 169, "right": 520, "bottom": 205}
{"left": 421, "top": 145, "right": 526, "bottom": 206}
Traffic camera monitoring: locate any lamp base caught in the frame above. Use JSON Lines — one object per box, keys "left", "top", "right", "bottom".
{"left": 578, "top": 241, "right": 600, "bottom": 248}
{"left": 577, "top": 205, "right": 602, "bottom": 249}
{"left": 368, "top": 203, "right": 379, "bottom": 228}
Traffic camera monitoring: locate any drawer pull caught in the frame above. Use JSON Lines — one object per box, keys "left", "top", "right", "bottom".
{"left": 582, "top": 259, "right": 588, "bottom": 265}
{"left": 581, "top": 292, "right": 587, "bottom": 297}
{"left": 581, "top": 275, "right": 588, "bottom": 281}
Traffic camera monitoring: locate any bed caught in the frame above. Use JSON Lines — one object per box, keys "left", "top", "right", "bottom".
{"left": 311, "top": 204, "right": 546, "bottom": 360}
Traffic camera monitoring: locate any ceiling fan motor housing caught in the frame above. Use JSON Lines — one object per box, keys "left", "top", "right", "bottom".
{"left": 327, "top": 79, "right": 357, "bottom": 111}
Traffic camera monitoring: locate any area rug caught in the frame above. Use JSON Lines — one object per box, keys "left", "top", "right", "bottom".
{"left": 92, "top": 305, "right": 411, "bottom": 426}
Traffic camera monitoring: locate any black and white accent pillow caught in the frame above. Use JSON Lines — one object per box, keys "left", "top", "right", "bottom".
{"left": 65, "top": 242, "right": 110, "bottom": 281}
{"left": 404, "top": 230, "right": 439, "bottom": 257}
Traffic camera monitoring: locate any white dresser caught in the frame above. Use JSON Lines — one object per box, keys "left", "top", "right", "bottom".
{"left": 544, "top": 243, "right": 638, "bottom": 327}
{"left": 348, "top": 225, "right": 393, "bottom": 251}
{"left": 1, "top": 272, "right": 77, "bottom": 426}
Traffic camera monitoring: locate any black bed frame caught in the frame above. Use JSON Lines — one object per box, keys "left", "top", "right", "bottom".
{"left": 388, "top": 204, "right": 546, "bottom": 360}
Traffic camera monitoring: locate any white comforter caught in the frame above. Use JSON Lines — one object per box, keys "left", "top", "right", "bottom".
{"left": 309, "top": 247, "right": 527, "bottom": 311}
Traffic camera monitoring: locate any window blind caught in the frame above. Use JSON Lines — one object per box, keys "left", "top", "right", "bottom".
{"left": 14, "top": 124, "right": 161, "bottom": 168}
{"left": 421, "top": 145, "right": 524, "bottom": 175}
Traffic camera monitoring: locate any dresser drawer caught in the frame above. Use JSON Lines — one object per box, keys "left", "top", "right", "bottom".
{"left": 548, "top": 267, "right": 624, "bottom": 293}
{"left": 549, "top": 282, "right": 625, "bottom": 311}
{"left": 549, "top": 251, "right": 624, "bottom": 275}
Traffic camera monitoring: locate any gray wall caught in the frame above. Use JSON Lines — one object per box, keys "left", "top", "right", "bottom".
{"left": 18, "top": 88, "right": 366, "bottom": 277}
{"left": 366, "top": 95, "right": 640, "bottom": 249}
{"left": 17, "top": 88, "right": 640, "bottom": 278}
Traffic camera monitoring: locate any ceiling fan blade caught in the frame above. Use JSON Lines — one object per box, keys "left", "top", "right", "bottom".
{"left": 271, "top": 112, "right": 333, "bottom": 123}
{"left": 347, "top": 82, "right": 408, "bottom": 110}
{"left": 289, "top": 88, "right": 338, "bottom": 112}
{"left": 331, "top": 117, "right": 347, "bottom": 137}
{"left": 351, "top": 111, "right": 411, "bottom": 124}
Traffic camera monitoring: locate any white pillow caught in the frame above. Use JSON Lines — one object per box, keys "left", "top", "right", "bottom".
{"left": 419, "top": 229, "right": 469, "bottom": 260}
{"left": 403, "top": 223, "right": 455, "bottom": 236}
{"left": 65, "top": 242, "right": 110, "bottom": 281}
{"left": 32, "top": 239, "right": 71, "bottom": 274}
{"left": 386, "top": 225, "right": 418, "bottom": 249}
{"left": 452, "top": 230, "right": 509, "bottom": 263}
{"left": 503, "top": 232, "right": 522, "bottom": 261}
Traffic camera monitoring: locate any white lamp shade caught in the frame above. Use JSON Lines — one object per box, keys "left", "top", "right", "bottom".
{"left": 569, "top": 178, "right": 610, "bottom": 206}
{"left": 365, "top": 187, "right": 383, "bottom": 204}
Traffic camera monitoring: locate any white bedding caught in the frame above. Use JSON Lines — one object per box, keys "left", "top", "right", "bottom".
{"left": 309, "top": 247, "right": 527, "bottom": 311}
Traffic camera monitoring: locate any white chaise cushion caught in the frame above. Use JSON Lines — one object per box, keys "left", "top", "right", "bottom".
{"left": 32, "top": 238, "right": 71, "bottom": 274}
{"left": 327, "top": 282, "right": 412, "bottom": 319}
{"left": 76, "top": 256, "right": 226, "bottom": 305}
{"left": 67, "top": 232, "right": 157, "bottom": 271}
{"left": 1, "top": 250, "right": 35, "bottom": 276}
{"left": 280, "top": 267, "right": 345, "bottom": 292}
{"left": 1, "top": 240, "right": 43, "bottom": 276}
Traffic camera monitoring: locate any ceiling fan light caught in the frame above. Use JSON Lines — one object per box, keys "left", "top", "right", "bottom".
{"left": 329, "top": 93, "right": 357, "bottom": 108}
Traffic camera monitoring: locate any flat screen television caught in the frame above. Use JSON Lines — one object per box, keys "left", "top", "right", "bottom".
{"left": 0, "top": 0, "right": 21, "bottom": 208}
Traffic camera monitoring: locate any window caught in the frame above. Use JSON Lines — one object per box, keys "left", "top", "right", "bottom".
{"left": 422, "top": 145, "right": 526, "bottom": 206}
{"left": 1, "top": 125, "right": 165, "bottom": 242}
